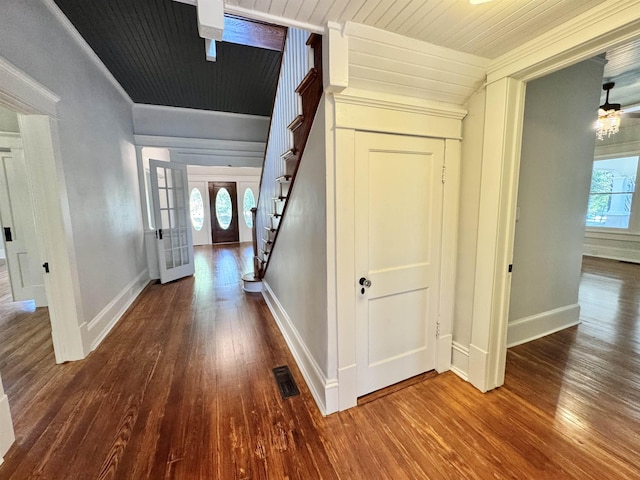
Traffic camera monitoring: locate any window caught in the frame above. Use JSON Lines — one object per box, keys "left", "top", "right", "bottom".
{"left": 215, "top": 187, "right": 232, "bottom": 230}
{"left": 243, "top": 188, "right": 255, "bottom": 228}
{"left": 189, "top": 188, "right": 204, "bottom": 231}
{"left": 587, "top": 156, "right": 638, "bottom": 229}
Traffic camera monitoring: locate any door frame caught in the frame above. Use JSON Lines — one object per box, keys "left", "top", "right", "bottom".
{"left": 0, "top": 55, "right": 85, "bottom": 363}
{"left": 467, "top": 2, "right": 640, "bottom": 393}
{"left": 331, "top": 93, "right": 465, "bottom": 412}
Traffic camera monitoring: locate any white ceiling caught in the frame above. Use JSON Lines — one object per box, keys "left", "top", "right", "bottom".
{"left": 227, "top": 0, "right": 606, "bottom": 59}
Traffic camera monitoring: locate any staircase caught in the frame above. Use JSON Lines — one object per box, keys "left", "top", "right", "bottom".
{"left": 243, "top": 30, "right": 323, "bottom": 291}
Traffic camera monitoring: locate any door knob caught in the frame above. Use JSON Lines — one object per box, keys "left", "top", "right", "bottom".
{"left": 359, "top": 277, "right": 372, "bottom": 288}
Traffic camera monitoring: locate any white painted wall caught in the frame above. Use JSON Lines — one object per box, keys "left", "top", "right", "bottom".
{"left": 452, "top": 89, "right": 486, "bottom": 376}
{"left": 0, "top": 106, "right": 18, "bottom": 133}
{"left": 0, "top": 1, "right": 146, "bottom": 346}
{"left": 263, "top": 98, "right": 328, "bottom": 389}
{"left": 507, "top": 58, "right": 605, "bottom": 346}
{"left": 133, "top": 104, "right": 269, "bottom": 143}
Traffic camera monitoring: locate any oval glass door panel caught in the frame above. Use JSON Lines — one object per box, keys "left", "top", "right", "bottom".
{"left": 243, "top": 188, "right": 255, "bottom": 227}
{"left": 215, "top": 188, "right": 232, "bottom": 230}
{"left": 189, "top": 188, "right": 204, "bottom": 231}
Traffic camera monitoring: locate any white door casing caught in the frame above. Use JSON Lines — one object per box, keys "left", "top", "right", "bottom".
{"left": 149, "top": 160, "right": 195, "bottom": 284}
{"left": 355, "top": 132, "right": 444, "bottom": 396}
{"left": 0, "top": 141, "right": 46, "bottom": 305}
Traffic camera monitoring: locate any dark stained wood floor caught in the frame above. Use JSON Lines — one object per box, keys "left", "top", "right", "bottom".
{"left": 0, "top": 247, "right": 639, "bottom": 479}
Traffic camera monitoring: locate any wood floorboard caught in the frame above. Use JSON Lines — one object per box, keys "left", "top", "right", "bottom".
{"left": 0, "top": 249, "right": 639, "bottom": 479}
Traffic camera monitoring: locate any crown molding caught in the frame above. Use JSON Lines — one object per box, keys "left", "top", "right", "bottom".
{"left": 487, "top": 0, "right": 640, "bottom": 83}
{"left": 42, "top": 0, "right": 133, "bottom": 105}
{"left": 0, "top": 55, "right": 60, "bottom": 117}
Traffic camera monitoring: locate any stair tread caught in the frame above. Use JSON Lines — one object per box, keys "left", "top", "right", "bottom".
{"left": 273, "top": 195, "right": 287, "bottom": 201}
{"left": 281, "top": 149, "right": 298, "bottom": 162}
{"left": 296, "top": 68, "right": 319, "bottom": 95}
{"left": 288, "top": 115, "right": 304, "bottom": 132}
{"left": 276, "top": 175, "right": 292, "bottom": 183}
{"left": 269, "top": 213, "right": 282, "bottom": 218}
{"left": 264, "top": 226, "right": 277, "bottom": 232}
{"left": 262, "top": 238, "right": 273, "bottom": 245}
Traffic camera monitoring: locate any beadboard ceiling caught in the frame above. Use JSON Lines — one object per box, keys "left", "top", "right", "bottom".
{"left": 52, "top": 0, "right": 283, "bottom": 116}
{"left": 228, "top": 0, "right": 605, "bottom": 59}
{"left": 602, "top": 37, "right": 640, "bottom": 107}
{"left": 52, "top": 0, "right": 640, "bottom": 112}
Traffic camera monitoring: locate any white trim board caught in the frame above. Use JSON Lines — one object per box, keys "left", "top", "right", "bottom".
{"left": 84, "top": 269, "right": 151, "bottom": 352}
{"left": 0, "top": 389, "right": 14, "bottom": 465}
{"left": 0, "top": 56, "right": 59, "bottom": 117}
{"left": 451, "top": 341, "right": 470, "bottom": 382}
{"left": 42, "top": 0, "right": 133, "bottom": 105}
{"left": 507, "top": 304, "right": 581, "bottom": 348}
{"left": 582, "top": 247, "right": 640, "bottom": 264}
{"left": 262, "top": 280, "right": 338, "bottom": 416}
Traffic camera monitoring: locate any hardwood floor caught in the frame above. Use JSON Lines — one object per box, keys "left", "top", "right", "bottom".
{"left": 0, "top": 248, "right": 639, "bottom": 479}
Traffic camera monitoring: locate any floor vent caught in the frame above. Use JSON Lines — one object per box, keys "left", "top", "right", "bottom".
{"left": 272, "top": 365, "right": 300, "bottom": 399}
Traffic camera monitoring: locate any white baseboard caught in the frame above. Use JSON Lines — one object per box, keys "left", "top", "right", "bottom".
{"left": 0, "top": 392, "right": 15, "bottom": 465}
{"left": 262, "top": 281, "right": 338, "bottom": 416}
{"left": 86, "top": 269, "right": 150, "bottom": 351}
{"left": 451, "top": 341, "right": 469, "bottom": 381}
{"left": 583, "top": 248, "right": 640, "bottom": 264}
{"left": 507, "top": 303, "right": 580, "bottom": 348}
{"left": 436, "top": 333, "right": 452, "bottom": 373}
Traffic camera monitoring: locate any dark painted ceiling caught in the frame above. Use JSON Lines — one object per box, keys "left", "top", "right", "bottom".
{"left": 53, "top": 0, "right": 283, "bottom": 116}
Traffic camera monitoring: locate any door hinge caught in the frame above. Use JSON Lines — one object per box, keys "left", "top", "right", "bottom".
{"left": 42, "top": 262, "right": 49, "bottom": 273}
{"left": 436, "top": 321, "right": 440, "bottom": 338}
{"left": 3, "top": 227, "right": 12, "bottom": 242}
{"left": 441, "top": 165, "right": 446, "bottom": 184}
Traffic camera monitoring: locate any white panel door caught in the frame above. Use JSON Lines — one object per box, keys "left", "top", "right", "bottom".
{"left": 355, "top": 132, "right": 444, "bottom": 396}
{"left": 150, "top": 160, "right": 194, "bottom": 284}
{"left": 0, "top": 147, "right": 46, "bottom": 305}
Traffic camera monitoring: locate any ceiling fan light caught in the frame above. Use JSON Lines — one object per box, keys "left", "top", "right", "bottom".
{"left": 595, "top": 108, "right": 622, "bottom": 140}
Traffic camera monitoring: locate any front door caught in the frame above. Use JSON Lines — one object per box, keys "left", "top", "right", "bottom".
{"left": 209, "top": 182, "right": 239, "bottom": 244}
{"left": 149, "top": 160, "right": 195, "bottom": 284}
{"left": 355, "top": 132, "right": 444, "bottom": 396}
{"left": 0, "top": 142, "right": 46, "bottom": 305}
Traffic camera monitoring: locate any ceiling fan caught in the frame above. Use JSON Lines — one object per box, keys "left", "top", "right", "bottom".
{"left": 601, "top": 82, "right": 640, "bottom": 118}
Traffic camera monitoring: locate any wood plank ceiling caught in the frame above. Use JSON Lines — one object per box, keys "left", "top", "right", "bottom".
{"left": 228, "top": 0, "right": 606, "bottom": 59}
{"left": 53, "top": 0, "right": 284, "bottom": 116}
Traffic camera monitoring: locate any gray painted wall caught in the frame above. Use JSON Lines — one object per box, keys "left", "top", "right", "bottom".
{"left": 509, "top": 59, "right": 604, "bottom": 324}
{"left": 0, "top": 1, "right": 145, "bottom": 323}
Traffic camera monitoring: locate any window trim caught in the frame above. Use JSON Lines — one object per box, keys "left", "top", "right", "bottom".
{"left": 585, "top": 152, "right": 640, "bottom": 234}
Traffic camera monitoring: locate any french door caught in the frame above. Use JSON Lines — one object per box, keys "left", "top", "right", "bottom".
{"left": 149, "top": 160, "right": 194, "bottom": 284}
